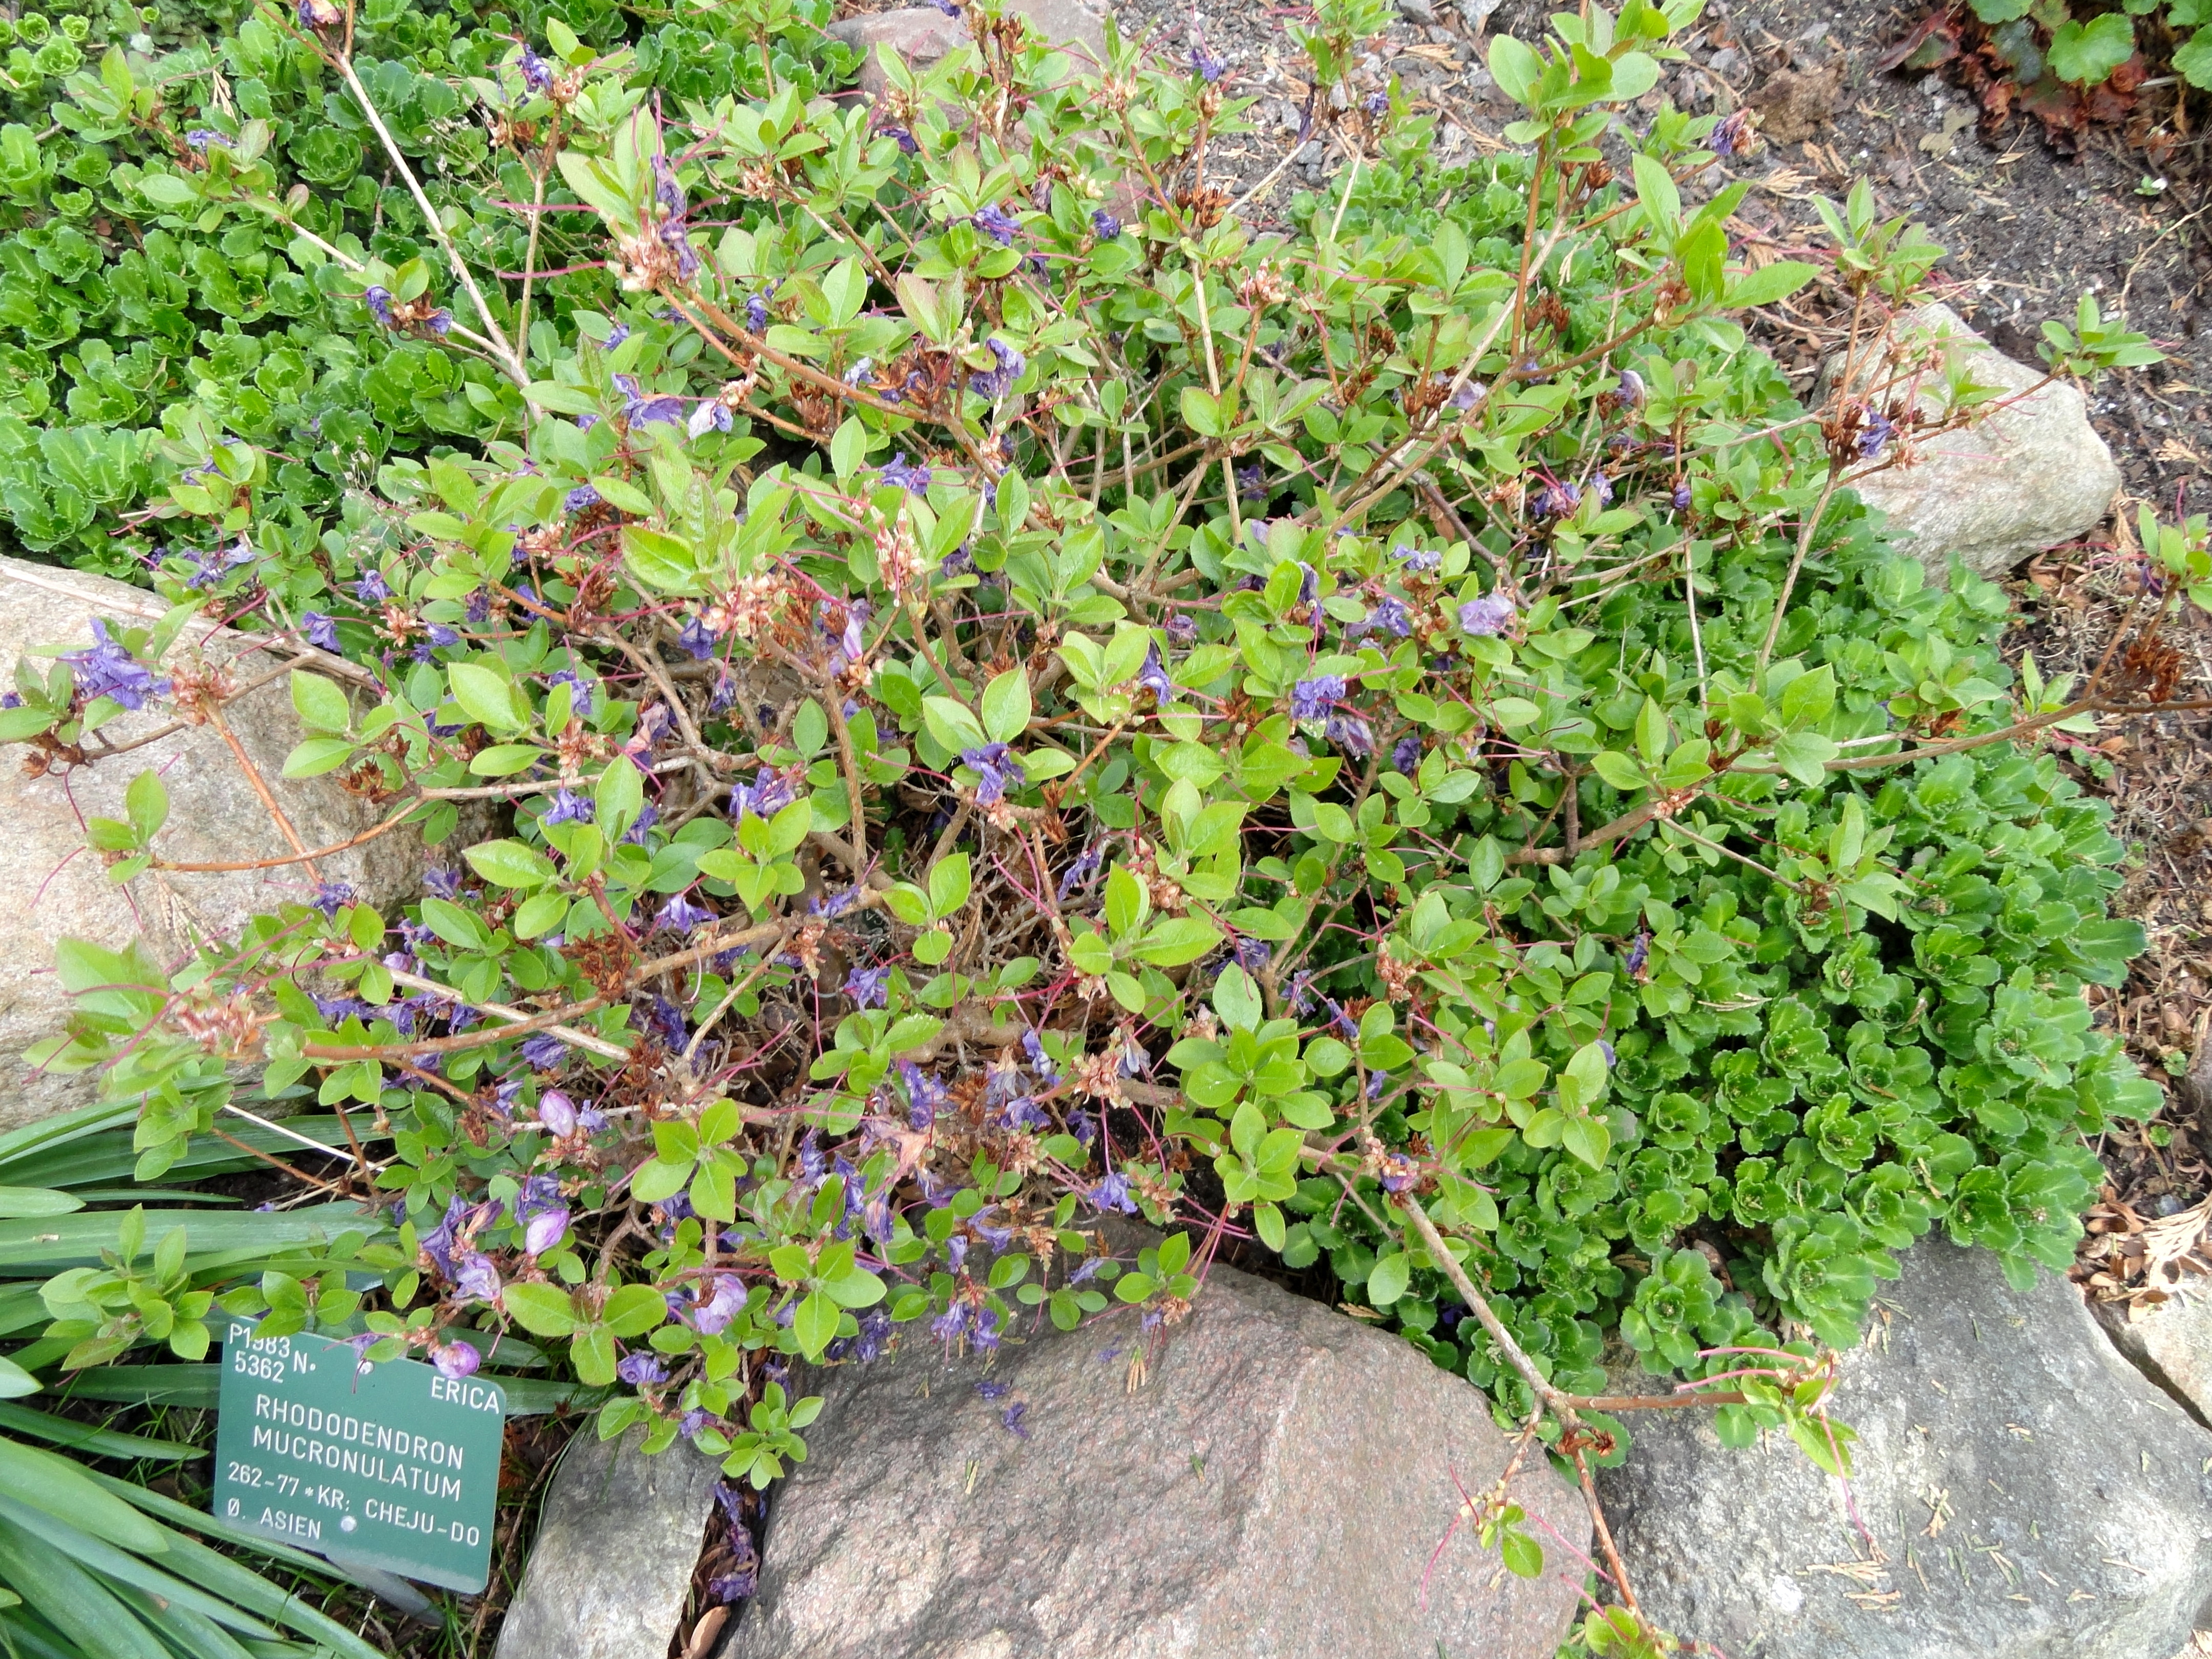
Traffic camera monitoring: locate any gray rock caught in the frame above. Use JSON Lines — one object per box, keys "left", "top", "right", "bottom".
{"left": 1826, "top": 302, "right": 2120, "bottom": 583}
{"left": 0, "top": 556, "right": 425, "bottom": 1124}
{"left": 1455, "top": 0, "right": 1504, "bottom": 31}
{"left": 725, "top": 1262, "right": 1586, "bottom": 1659}
{"left": 2101, "top": 1286, "right": 2212, "bottom": 1431}
{"left": 828, "top": 0, "right": 1105, "bottom": 99}
{"left": 496, "top": 1427, "right": 724, "bottom": 1659}
{"left": 1598, "top": 1239, "right": 2212, "bottom": 1659}
{"left": 1397, "top": 0, "right": 1437, "bottom": 25}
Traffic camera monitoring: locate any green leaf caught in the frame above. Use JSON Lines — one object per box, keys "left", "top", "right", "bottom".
{"left": 1771, "top": 731, "right": 1840, "bottom": 788}
{"left": 502, "top": 1283, "right": 580, "bottom": 1337}
{"left": 921, "top": 695, "right": 987, "bottom": 753}
{"left": 1213, "top": 964, "right": 1263, "bottom": 1031}
{"left": 792, "top": 1290, "right": 840, "bottom": 1360}
{"left": 1724, "top": 260, "right": 1818, "bottom": 308}
{"left": 1366, "top": 1251, "right": 1411, "bottom": 1307}
{"left": 449, "top": 662, "right": 529, "bottom": 735}
{"left": 2049, "top": 12, "right": 2134, "bottom": 84}
{"left": 288, "top": 671, "right": 351, "bottom": 734}
{"left": 0, "top": 1437, "right": 167, "bottom": 1554}
{"left": 981, "top": 669, "right": 1031, "bottom": 743}
{"left": 928, "top": 852, "right": 972, "bottom": 919}
{"left": 465, "top": 838, "right": 558, "bottom": 889}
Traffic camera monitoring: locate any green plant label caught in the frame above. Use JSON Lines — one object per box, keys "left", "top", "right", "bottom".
{"left": 212, "top": 1319, "right": 505, "bottom": 1592}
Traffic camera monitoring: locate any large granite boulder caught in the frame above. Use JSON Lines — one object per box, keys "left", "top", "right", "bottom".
{"left": 0, "top": 556, "right": 423, "bottom": 1123}
{"left": 1598, "top": 1239, "right": 2212, "bottom": 1659}
{"left": 1827, "top": 302, "right": 2120, "bottom": 583}
{"left": 829, "top": 0, "right": 1107, "bottom": 99}
{"left": 722, "top": 1260, "right": 1587, "bottom": 1658}
{"left": 496, "top": 1427, "right": 725, "bottom": 1659}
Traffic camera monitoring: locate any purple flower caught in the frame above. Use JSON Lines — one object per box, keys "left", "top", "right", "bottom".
{"left": 676, "top": 615, "right": 717, "bottom": 662}
{"left": 61, "top": 621, "right": 168, "bottom": 710}
{"left": 1135, "top": 642, "right": 1176, "bottom": 703}
{"left": 1599, "top": 1039, "right": 1617, "bottom": 1067}
{"left": 960, "top": 741, "right": 1027, "bottom": 804}
{"left": 185, "top": 127, "right": 233, "bottom": 150}
{"left": 1672, "top": 479, "right": 1693, "bottom": 511}
{"left": 1325, "top": 709, "right": 1373, "bottom": 756}
{"left": 692, "top": 1275, "right": 748, "bottom": 1335}
{"left": 622, "top": 802, "right": 658, "bottom": 846}
{"left": 879, "top": 123, "right": 919, "bottom": 155}
{"left": 996, "top": 1095, "right": 1048, "bottom": 1133}
{"left": 1531, "top": 479, "right": 1580, "bottom": 518}
{"left": 969, "top": 337, "right": 1026, "bottom": 399}
{"left": 296, "top": 612, "right": 339, "bottom": 652}
{"left": 1624, "top": 932, "right": 1651, "bottom": 976}
{"left": 564, "top": 483, "right": 602, "bottom": 515}
{"left": 1190, "top": 42, "right": 1227, "bottom": 81}
{"left": 430, "top": 1338, "right": 481, "bottom": 1379}
{"left": 355, "top": 568, "right": 390, "bottom": 603}
{"left": 1231, "top": 936, "right": 1271, "bottom": 972}
{"left": 975, "top": 1379, "right": 1010, "bottom": 1400}
{"left": 688, "top": 399, "right": 734, "bottom": 439}
{"left": 1090, "top": 1172, "right": 1139, "bottom": 1214}
{"left": 179, "top": 538, "right": 253, "bottom": 594}
{"left": 1023, "top": 1029, "right": 1059, "bottom": 1080}
{"left": 424, "top": 309, "right": 453, "bottom": 336}
{"left": 541, "top": 788, "right": 593, "bottom": 827}
{"left": 1396, "top": 544, "right": 1442, "bottom": 575}
{"left": 1459, "top": 593, "right": 1517, "bottom": 637}
{"left": 1002, "top": 1402, "right": 1031, "bottom": 1439}
{"left": 538, "top": 1090, "right": 579, "bottom": 1137}
{"left": 363, "top": 286, "right": 395, "bottom": 327}
{"left": 1288, "top": 675, "right": 1343, "bottom": 721}
{"left": 614, "top": 373, "right": 685, "bottom": 427}
{"left": 616, "top": 1351, "right": 668, "bottom": 1387}
{"left": 424, "top": 866, "right": 462, "bottom": 898}
{"left": 519, "top": 44, "right": 554, "bottom": 93}
{"left": 973, "top": 204, "right": 1020, "bottom": 245}
{"left": 928, "top": 0, "right": 960, "bottom": 13}
{"left": 1057, "top": 843, "right": 1103, "bottom": 900}
{"left": 1711, "top": 109, "right": 1751, "bottom": 158}
{"left": 1392, "top": 735, "right": 1421, "bottom": 774}
{"left": 1348, "top": 596, "right": 1410, "bottom": 641}
{"left": 1363, "top": 89, "right": 1388, "bottom": 117}
{"left": 881, "top": 452, "right": 932, "bottom": 494}
{"left": 1091, "top": 208, "right": 1121, "bottom": 239}
{"left": 453, "top": 1252, "right": 501, "bottom": 1304}
{"left": 1857, "top": 409, "right": 1894, "bottom": 461}
{"left": 310, "top": 881, "right": 354, "bottom": 918}
{"left": 845, "top": 966, "right": 890, "bottom": 1009}
{"left": 746, "top": 285, "right": 774, "bottom": 333}
{"left": 520, "top": 1033, "right": 568, "bottom": 1070}
{"left": 655, "top": 892, "right": 714, "bottom": 933}
{"left": 546, "top": 669, "right": 595, "bottom": 716}
{"left": 731, "top": 767, "right": 800, "bottom": 821}
{"left": 899, "top": 1060, "right": 948, "bottom": 1130}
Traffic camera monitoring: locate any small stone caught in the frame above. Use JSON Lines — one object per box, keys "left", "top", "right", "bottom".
{"left": 1454, "top": 0, "right": 1502, "bottom": 30}
{"left": 495, "top": 1427, "right": 722, "bottom": 1659}
{"left": 1821, "top": 303, "right": 2121, "bottom": 583}
{"left": 2100, "top": 1288, "right": 2212, "bottom": 1430}
{"left": 725, "top": 1259, "right": 1587, "bottom": 1658}
{"left": 1599, "top": 1240, "right": 2212, "bottom": 1659}
{"left": 827, "top": 0, "right": 1105, "bottom": 100}
{"left": 0, "top": 556, "right": 432, "bottom": 1124}
{"left": 1397, "top": 0, "right": 1437, "bottom": 23}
